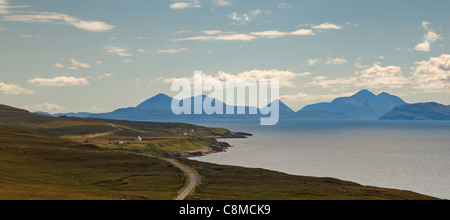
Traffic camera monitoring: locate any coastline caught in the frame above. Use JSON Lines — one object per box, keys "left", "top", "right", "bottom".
{"left": 181, "top": 132, "right": 252, "bottom": 158}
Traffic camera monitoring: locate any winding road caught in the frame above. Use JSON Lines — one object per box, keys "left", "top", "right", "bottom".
{"left": 161, "top": 158, "right": 201, "bottom": 200}
{"left": 135, "top": 153, "right": 201, "bottom": 200}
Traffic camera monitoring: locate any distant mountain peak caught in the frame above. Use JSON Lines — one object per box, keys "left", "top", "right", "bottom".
{"left": 377, "top": 92, "right": 390, "bottom": 96}
{"left": 301, "top": 89, "right": 407, "bottom": 119}
{"left": 353, "top": 89, "right": 376, "bottom": 98}
{"left": 150, "top": 93, "right": 172, "bottom": 100}
{"left": 136, "top": 93, "right": 173, "bottom": 109}
{"left": 263, "top": 99, "right": 295, "bottom": 113}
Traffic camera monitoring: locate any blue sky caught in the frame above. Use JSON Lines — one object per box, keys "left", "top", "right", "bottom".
{"left": 0, "top": 0, "right": 449, "bottom": 113}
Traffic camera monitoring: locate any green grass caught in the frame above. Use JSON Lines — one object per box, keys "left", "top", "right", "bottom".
{"left": 0, "top": 128, "right": 185, "bottom": 200}
{"left": 181, "top": 159, "right": 437, "bottom": 200}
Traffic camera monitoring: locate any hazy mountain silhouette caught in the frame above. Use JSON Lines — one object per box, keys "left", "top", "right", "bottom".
{"left": 88, "top": 94, "right": 357, "bottom": 121}
{"left": 136, "top": 93, "right": 173, "bottom": 110}
{"left": 301, "top": 89, "right": 407, "bottom": 119}
{"left": 380, "top": 103, "right": 450, "bottom": 120}
{"left": 89, "top": 95, "right": 263, "bottom": 121}
{"left": 40, "top": 90, "right": 406, "bottom": 121}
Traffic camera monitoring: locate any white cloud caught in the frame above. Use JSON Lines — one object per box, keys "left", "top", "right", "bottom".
{"left": 70, "top": 58, "right": 90, "bottom": 68}
{"left": 54, "top": 63, "right": 65, "bottom": 68}
{"left": 290, "top": 29, "right": 315, "bottom": 36}
{"left": 276, "top": 3, "right": 292, "bottom": 10}
{"left": 71, "top": 20, "right": 114, "bottom": 32}
{"left": 214, "top": 0, "right": 231, "bottom": 6}
{"left": 414, "top": 42, "right": 431, "bottom": 52}
{"left": 251, "top": 29, "right": 315, "bottom": 38}
{"left": 23, "top": 103, "right": 64, "bottom": 113}
{"left": 307, "top": 57, "right": 347, "bottom": 66}
{"left": 358, "top": 63, "right": 408, "bottom": 89}
{"left": 157, "top": 48, "right": 188, "bottom": 54}
{"left": 96, "top": 61, "right": 103, "bottom": 65}
{"left": 0, "top": 81, "right": 34, "bottom": 95}
{"left": 175, "top": 30, "right": 190, "bottom": 34}
{"left": 308, "top": 58, "right": 322, "bottom": 66}
{"left": 137, "top": 49, "right": 147, "bottom": 53}
{"left": 354, "top": 61, "right": 369, "bottom": 69}
{"left": 414, "top": 21, "right": 442, "bottom": 52}
{"left": 346, "top": 22, "right": 360, "bottom": 27}
{"left": 175, "top": 34, "right": 256, "bottom": 41}
{"left": 173, "top": 36, "right": 215, "bottom": 41}
{"left": 20, "top": 34, "right": 32, "bottom": 39}
{"left": 251, "top": 30, "right": 289, "bottom": 39}
{"left": 170, "top": 2, "right": 191, "bottom": 9}
{"left": 68, "top": 67, "right": 78, "bottom": 70}
{"left": 0, "top": 0, "right": 29, "bottom": 14}
{"left": 174, "top": 28, "right": 314, "bottom": 42}
{"left": 411, "top": 54, "right": 450, "bottom": 93}
{"left": 170, "top": 1, "right": 201, "bottom": 10}
{"left": 217, "top": 70, "right": 310, "bottom": 88}
{"left": 306, "top": 54, "right": 450, "bottom": 93}
{"left": 97, "top": 73, "right": 114, "bottom": 80}
{"left": 326, "top": 57, "right": 348, "bottom": 65}
{"left": 308, "top": 76, "right": 358, "bottom": 88}
{"left": 0, "top": 27, "right": 6, "bottom": 31}
{"left": 3, "top": 11, "right": 114, "bottom": 32}
{"left": 104, "top": 46, "right": 133, "bottom": 57}
{"left": 281, "top": 92, "right": 354, "bottom": 103}
{"left": 309, "top": 63, "right": 408, "bottom": 89}
{"left": 251, "top": 9, "right": 262, "bottom": 16}
{"left": 157, "top": 69, "right": 310, "bottom": 88}
{"left": 228, "top": 9, "right": 271, "bottom": 24}
{"left": 422, "top": 21, "right": 431, "bottom": 30}
{"left": 29, "top": 76, "right": 89, "bottom": 87}
{"left": 122, "top": 59, "right": 134, "bottom": 63}
{"left": 215, "top": 34, "right": 256, "bottom": 41}
{"left": 229, "top": 12, "right": 250, "bottom": 24}
{"left": 312, "top": 22, "right": 342, "bottom": 30}
{"left": 426, "top": 31, "right": 441, "bottom": 42}
{"left": 203, "top": 30, "right": 223, "bottom": 35}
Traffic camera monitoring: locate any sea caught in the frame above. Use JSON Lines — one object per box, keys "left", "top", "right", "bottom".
{"left": 190, "top": 120, "right": 450, "bottom": 199}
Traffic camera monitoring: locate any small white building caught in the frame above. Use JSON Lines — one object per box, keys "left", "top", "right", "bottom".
{"left": 118, "top": 141, "right": 124, "bottom": 145}
{"left": 134, "top": 136, "right": 142, "bottom": 141}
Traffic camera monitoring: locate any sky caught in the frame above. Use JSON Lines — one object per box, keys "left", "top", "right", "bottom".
{"left": 0, "top": 0, "right": 450, "bottom": 113}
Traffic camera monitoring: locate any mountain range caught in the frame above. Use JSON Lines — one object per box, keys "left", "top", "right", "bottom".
{"left": 380, "top": 103, "right": 450, "bottom": 120}
{"left": 40, "top": 90, "right": 410, "bottom": 121}
{"left": 301, "top": 89, "right": 407, "bottom": 120}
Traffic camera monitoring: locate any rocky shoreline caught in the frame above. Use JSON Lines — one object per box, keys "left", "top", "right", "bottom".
{"left": 181, "top": 132, "right": 252, "bottom": 158}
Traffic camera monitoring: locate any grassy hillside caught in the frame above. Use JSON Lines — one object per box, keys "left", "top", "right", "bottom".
{"left": 182, "top": 159, "right": 436, "bottom": 200}
{"left": 0, "top": 104, "right": 246, "bottom": 156}
{"left": 0, "top": 127, "right": 184, "bottom": 200}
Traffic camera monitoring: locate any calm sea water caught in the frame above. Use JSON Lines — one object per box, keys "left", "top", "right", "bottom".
{"left": 191, "top": 120, "right": 450, "bottom": 199}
